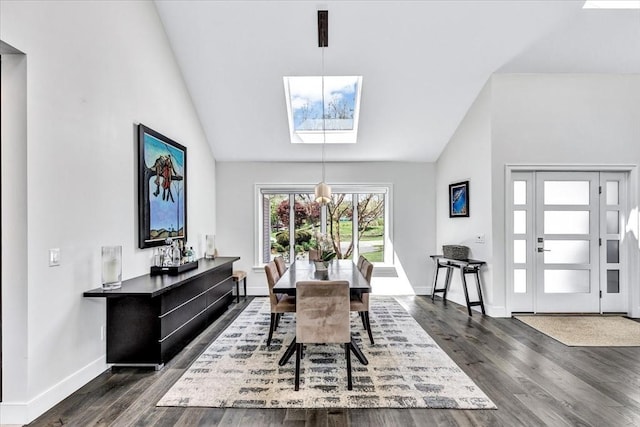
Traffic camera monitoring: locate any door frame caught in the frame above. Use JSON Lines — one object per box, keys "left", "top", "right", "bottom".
{"left": 505, "top": 164, "right": 639, "bottom": 317}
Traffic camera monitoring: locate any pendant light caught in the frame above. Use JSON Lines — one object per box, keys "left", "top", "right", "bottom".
{"left": 314, "top": 10, "right": 332, "bottom": 205}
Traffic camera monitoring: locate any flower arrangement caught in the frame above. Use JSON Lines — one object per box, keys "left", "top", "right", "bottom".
{"left": 314, "top": 232, "right": 336, "bottom": 263}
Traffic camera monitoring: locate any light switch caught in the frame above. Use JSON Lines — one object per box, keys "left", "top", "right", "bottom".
{"left": 49, "top": 248, "right": 60, "bottom": 266}
{"left": 475, "top": 234, "right": 485, "bottom": 244}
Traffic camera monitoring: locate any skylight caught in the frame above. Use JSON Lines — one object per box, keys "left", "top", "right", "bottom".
{"left": 284, "top": 76, "right": 362, "bottom": 144}
{"left": 583, "top": 1, "right": 640, "bottom": 9}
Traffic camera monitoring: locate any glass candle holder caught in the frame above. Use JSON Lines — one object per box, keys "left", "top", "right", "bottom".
{"left": 205, "top": 234, "right": 216, "bottom": 259}
{"left": 102, "top": 245, "right": 122, "bottom": 290}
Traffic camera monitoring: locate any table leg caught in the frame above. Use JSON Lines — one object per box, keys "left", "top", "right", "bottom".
{"left": 460, "top": 268, "right": 473, "bottom": 316}
{"left": 473, "top": 268, "right": 486, "bottom": 315}
{"left": 443, "top": 266, "right": 453, "bottom": 301}
{"left": 430, "top": 263, "right": 440, "bottom": 301}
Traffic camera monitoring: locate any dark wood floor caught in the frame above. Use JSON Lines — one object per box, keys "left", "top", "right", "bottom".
{"left": 27, "top": 296, "right": 640, "bottom": 427}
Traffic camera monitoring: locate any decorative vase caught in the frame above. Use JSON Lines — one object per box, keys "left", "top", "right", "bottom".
{"left": 101, "top": 246, "right": 122, "bottom": 290}
{"left": 314, "top": 261, "right": 328, "bottom": 272}
{"left": 205, "top": 234, "right": 216, "bottom": 259}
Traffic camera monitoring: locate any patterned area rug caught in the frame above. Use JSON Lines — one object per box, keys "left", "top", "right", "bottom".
{"left": 157, "top": 297, "right": 496, "bottom": 409}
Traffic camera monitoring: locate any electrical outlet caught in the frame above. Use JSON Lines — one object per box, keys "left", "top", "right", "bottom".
{"left": 49, "top": 248, "right": 61, "bottom": 266}
{"left": 475, "top": 234, "right": 485, "bottom": 244}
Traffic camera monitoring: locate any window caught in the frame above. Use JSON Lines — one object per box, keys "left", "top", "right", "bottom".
{"left": 257, "top": 185, "right": 391, "bottom": 266}
{"left": 283, "top": 76, "right": 363, "bottom": 144}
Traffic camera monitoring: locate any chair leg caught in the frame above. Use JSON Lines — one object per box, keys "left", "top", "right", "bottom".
{"left": 295, "top": 343, "right": 303, "bottom": 391}
{"left": 345, "top": 342, "right": 353, "bottom": 390}
{"left": 243, "top": 277, "right": 247, "bottom": 300}
{"left": 235, "top": 280, "right": 240, "bottom": 304}
{"left": 363, "top": 311, "right": 374, "bottom": 345}
{"left": 275, "top": 313, "right": 281, "bottom": 329}
{"left": 359, "top": 311, "right": 366, "bottom": 329}
{"left": 267, "top": 313, "right": 277, "bottom": 346}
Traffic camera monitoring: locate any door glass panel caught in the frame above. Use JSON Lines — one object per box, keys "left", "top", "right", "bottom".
{"left": 514, "top": 211, "right": 526, "bottom": 234}
{"left": 265, "top": 194, "right": 289, "bottom": 263}
{"left": 327, "top": 194, "right": 353, "bottom": 260}
{"left": 606, "top": 181, "right": 619, "bottom": 205}
{"left": 606, "top": 211, "right": 619, "bottom": 234}
{"left": 514, "top": 240, "right": 527, "bottom": 263}
{"left": 357, "top": 193, "right": 385, "bottom": 262}
{"left": 544, "top": 181, "right": 589, "bottom": 205}
{"left": 544, "top": 270, "right": 590, "bottom": 293}
{"left": 543, "top": 240, "right": 589, "bottom": 264}
{"left": 606, "top": 240, "right": 619, "bottom": 264}
{"left": 514, "top": 269, "right": 526, "bottom": 293}
{"left": 514, "top": 181, "right": 527, "bottom": 205}
{"left": 607, "top": 270, "right": 620, "bottom": 293}
{"left": 294, "top": 194, "right": 321, "bottom": 261}
{"left": 544, "top": 211, "right": 590, "bottom": 234}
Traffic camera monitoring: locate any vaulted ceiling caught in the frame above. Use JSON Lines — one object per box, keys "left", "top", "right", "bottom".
{"left": 154, "top": 1, "right": 640, "bottom": 162}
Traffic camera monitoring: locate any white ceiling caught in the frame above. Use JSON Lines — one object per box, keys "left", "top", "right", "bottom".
{"left": 154, "top": 1, "right": 640, "bottom": 162}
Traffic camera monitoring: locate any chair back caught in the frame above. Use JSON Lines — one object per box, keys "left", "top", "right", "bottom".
{"left": 360, "top": 259, "right": 374, "bottom": 283}
{"left": 296, "top": 281, "right": 350, "bottom": 344}
{"left": 264, "top": 261, "right": 281, "bottom": 307}
{"left": 357, "top": 255, "right": 366, "bottom": 270}
{"left": 274, "top": 256, "right": 287, "bottom": 276}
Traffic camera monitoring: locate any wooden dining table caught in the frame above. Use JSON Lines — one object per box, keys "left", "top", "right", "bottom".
{"left": 273, "top": 259, "right": 371, "bottom": 366}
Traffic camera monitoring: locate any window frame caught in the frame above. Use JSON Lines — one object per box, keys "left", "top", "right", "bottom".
{"left": 254, "top": 184, "right": 393, "bottom": 267}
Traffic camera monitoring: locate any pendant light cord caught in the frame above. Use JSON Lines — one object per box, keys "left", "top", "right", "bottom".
{"left": 321, "top": 44, "right": 326, "bottom": 183}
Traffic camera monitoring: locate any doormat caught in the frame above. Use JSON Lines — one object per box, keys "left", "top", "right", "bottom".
{"left": 515, "top": 315, "right": 640, "bottom": 346}
{"left": 157, "top": 297, "right": 496, "bottom": 409}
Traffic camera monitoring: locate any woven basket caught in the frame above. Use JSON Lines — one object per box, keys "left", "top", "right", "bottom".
{"left": 443, "top": 245, "right": 469, "bottom": 260}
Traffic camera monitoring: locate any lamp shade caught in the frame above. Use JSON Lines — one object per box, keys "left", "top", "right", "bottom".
{"left": 314, "top": 182, "right": 332, "bottom": 204}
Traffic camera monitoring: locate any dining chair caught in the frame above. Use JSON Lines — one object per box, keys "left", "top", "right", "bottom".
{"left": 350, "top": 258, "right": 375, "bottom": 345}
{"left": 357, "top": 254, "right": 366, "bottom": 270}
{"left": 274, "top": 255, "right": 287, "bottom": 277}
{"left": 264, "top": 261, "right": 296, "bottom": 346}
{"left": 294, "top": 280, "right": 352, "bottom": 391}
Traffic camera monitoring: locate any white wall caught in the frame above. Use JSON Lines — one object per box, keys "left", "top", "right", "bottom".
{"left": 435, "top": 82, "right": 495, "bottom": 314}
{"left": 215, "top": 161, "right": 435, "bottom": 295}
{"left": 1, "top": 51, "right": 29, "bottom": 409}
{"left": 491, "top": 74, "right": 640, "bottom": 317}
{"left": 0, "top": 1, "right": 216, "bottom": 423}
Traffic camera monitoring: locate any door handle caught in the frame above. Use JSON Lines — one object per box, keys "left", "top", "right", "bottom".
{"left": 537, "top": 248, "right": 551, "bottom": 252}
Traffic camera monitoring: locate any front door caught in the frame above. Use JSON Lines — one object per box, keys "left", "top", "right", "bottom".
{"left": 535, "top": 172, "right": 600, "bottom": 313}
{"left": 509, "top": 170, "right": 627, "bottom": 314}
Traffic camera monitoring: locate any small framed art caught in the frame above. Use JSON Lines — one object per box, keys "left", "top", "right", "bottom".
{"left": 449, "top": 180, "right": 469, "bottom": 218}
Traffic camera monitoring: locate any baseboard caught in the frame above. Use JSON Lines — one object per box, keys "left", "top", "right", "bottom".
{"left": 0, "top": 356, "right": 107, "bottom": 425}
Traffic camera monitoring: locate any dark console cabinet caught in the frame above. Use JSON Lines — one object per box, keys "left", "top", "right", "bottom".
{"left": 84, "top": 257, "right": 239, "bottom": 367}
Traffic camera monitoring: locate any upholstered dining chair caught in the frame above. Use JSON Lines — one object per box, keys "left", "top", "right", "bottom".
{"left": 294, "top": 280, "right": 353, "bottom": 391}
{"left": 357, "top": 254, "right": 366, "bottom": 270}
{"left": 350, "top": 258, "right": 375, "bottom": 345}
{"left": 264, "top": 261, "right": 296, "bottom": 346}
{"left": 274, "top": 255, "right": 287, "bottom": 277}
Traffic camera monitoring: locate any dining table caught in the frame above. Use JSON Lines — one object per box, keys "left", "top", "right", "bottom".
{"left": 273, "top": 259, "right": 371, "bottom": 366}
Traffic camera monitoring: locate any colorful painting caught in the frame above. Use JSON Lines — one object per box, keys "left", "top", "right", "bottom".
{"left": 449, "top": 181, "right": 469, "bottom": 218}
{"left": 138, "top": 124, "right": 187, "bottom": 248}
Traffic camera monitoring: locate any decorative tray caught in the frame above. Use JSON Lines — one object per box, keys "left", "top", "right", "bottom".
{"left": 150, "top": 260, "right": 199, "bottom": 276}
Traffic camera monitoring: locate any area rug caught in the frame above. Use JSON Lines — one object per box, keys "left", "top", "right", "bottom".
{"left": 515, "top": 315, "right": 640, "bottom": 347}
{"left": 157, "top": 297, "right": 496, "bottom": 409}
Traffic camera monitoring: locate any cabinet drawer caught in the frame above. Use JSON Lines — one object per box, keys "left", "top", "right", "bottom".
{"left": 159, "top": 293, "right": 207, "bottom": 340}
{"left": 160, "top": 267, "right": 231, "bottom": 315}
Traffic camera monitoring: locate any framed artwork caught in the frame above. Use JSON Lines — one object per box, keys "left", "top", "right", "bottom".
{"left": 138, "top": 124, "right": 187, "bottom": 248}
{"left": 449, "top": 180, "right": 469, "bottom": 218}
